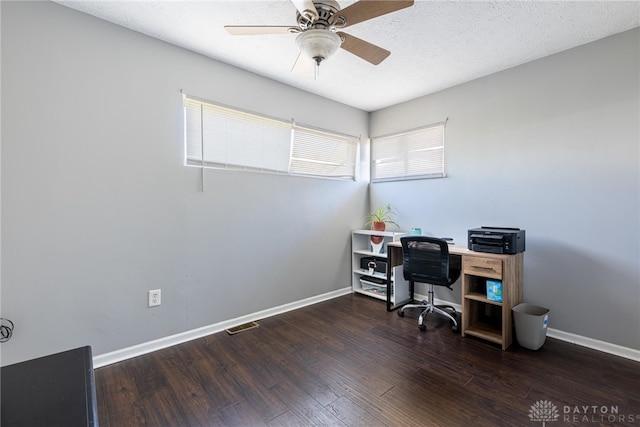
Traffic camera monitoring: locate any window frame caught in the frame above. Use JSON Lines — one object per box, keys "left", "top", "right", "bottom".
{"left": 370, "top": 121, "right": 447, "bottom": 183}
{"left": 183, "top": 95, "right": 360, "bottom": 181}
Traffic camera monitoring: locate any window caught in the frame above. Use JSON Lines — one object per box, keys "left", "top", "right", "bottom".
{"left": 184, "top": 95, "right": 359, "bottom": 180}
{"left": 291, "top": 124, "right": 358, "bottom": 179}
{"left": 370, "top": 122, "right": 446, "bottom": 182}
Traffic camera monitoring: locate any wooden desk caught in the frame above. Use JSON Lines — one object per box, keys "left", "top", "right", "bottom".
{"left": 387, "top": 241, "right": 523, "bottom": 350}
{"left": 1, "top": 346, "right": 99, "bottom": 426}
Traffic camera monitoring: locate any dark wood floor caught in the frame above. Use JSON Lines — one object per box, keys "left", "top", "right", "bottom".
{"left": 95, "top": 294, "right": 640, "bottom": 426}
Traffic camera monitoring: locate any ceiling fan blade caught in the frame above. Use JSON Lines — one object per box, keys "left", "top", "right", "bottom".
{"left": 291, "top": 52, "right": 313, "bottom": 73}
{"left": 337, "top": 32, "right": 390, "bottom": 65}
{"left": 334, "top": 0, "right": 414, "bottom": 28}
{"left": 290, "top": 0, "right": 319, "bottom": 20}
{"left": 225, "top": 26, "right": 298, "bottom": 35}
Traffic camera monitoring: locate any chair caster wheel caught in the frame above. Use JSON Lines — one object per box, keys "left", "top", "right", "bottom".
{"left": 419, "top": 324, "right": 426, "bottom": 331}
{"left": 397, "top": 310, "right": 405, "bottom": 317}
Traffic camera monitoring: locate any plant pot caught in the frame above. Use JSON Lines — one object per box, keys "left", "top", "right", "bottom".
{"left": 372, "top": 221, "right": 386, "bottom": 231}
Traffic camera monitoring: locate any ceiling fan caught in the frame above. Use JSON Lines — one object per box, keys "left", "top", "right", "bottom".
{"left": 225, "top": 0, "right": 414, "bottom": 70}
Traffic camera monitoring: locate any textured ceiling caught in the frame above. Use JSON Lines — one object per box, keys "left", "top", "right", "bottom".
{"left": 53, "top": 0, "right": 640, "bottom": 112}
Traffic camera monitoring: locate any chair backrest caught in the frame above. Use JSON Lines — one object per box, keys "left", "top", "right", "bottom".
{"left": 400, "top": 236, "right": 460, "bottom": 288}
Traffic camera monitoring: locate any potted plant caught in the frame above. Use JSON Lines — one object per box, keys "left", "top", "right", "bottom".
{"left": 365, "top": 204, "right": 399, "bottom": 252}
{"left": 365, "top": 203, "right": 399, "bottom": 232}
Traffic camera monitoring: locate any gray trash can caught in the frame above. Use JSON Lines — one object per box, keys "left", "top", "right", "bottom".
{"left": 512, "top": 303, "right": 549, "bottom": 350}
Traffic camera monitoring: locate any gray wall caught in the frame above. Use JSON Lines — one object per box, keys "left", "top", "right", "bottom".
{"left": 1, "top": 1, "right": 638, "bottom": 365}
{"left": 369, "top": 28, "right": 640, "bottom": 350}
{"left": 1, "top": 1, "right": 368, "bottom": 365}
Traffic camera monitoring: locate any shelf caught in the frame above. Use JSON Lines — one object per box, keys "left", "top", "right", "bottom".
{"left": 464, "top": 322, "right": 503, "bottom": 345}
{"left": 464, "top": 292, "right": 502, "bottom": 306}
{"left": 352, "top": 229, "right": 406, "bottom": 237}
{"left": 353, "top": 249, "right": 388, "bottom": 258}
{"left": 352, "top": 230, "right": 408, "bottom": 311}
{"left": 353, "top": 269, "right": 390, "bottom": 281}
{"left": 353, "top": 288, "right": 388, "bottom": 301}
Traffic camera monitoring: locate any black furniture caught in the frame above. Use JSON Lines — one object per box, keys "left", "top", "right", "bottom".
{"left": 1, "top": 346, "right": 99, "bottom": 426}
{"left": 397, "top": 236, "right": 461, "bottom": 331}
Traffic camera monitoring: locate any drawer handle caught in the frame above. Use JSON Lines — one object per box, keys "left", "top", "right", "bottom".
{"left": 470, "top": 265, "right": 494, "bottom": 270}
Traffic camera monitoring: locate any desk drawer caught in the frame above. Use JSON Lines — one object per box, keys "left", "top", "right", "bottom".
{"left": 463, "top": 256, "right": 502, "bottom": 279}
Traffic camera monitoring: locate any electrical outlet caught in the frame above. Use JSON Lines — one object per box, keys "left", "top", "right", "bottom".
{"left": 148, "top": 289, "right": 161, "bottom": 307}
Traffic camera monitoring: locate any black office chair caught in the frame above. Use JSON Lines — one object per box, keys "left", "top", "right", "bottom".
{"left": 397, "top": 236, "right": 461, "bottom": 332}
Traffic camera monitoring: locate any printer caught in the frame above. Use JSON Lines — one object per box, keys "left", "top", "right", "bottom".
{"left": 468, "top": 227, "right": 526, "bottom": 254}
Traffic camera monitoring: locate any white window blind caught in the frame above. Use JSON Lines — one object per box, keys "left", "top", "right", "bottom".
{"left": 371, "top": 122, "right": 446, "bottom": 182}
{"left": 185, "top": 97, "right": 291, "bottom": 173}
{"left": 291, "top": 125, "right": 358, "bottom": 179}
{"left": 184, "top": 95, "right": 358, "bottom": 180}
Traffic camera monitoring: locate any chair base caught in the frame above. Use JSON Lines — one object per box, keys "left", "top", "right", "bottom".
{"left": 398, "top": 300, "right": 459, "bottom": 332}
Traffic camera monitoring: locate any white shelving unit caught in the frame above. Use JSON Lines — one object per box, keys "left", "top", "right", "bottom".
{"left": 351, "top": 229, "right": 409, "bottom": 308}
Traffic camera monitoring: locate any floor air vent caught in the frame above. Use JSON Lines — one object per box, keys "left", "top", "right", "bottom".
{"left": 225, "top": 321, "right": 259, "bottom": 335}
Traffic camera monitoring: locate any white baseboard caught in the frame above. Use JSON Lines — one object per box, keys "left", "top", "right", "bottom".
{"left": 547, "top": 328, "right": 640, "bottom": 362}
{"left": 424, "top": 294, "right": 639, "bottom": 362}
{"left": 93, "top": 287, "right": 352, "bottom": 368}
{"left": 94, "top": 289, "right": 639, "bottom": 368}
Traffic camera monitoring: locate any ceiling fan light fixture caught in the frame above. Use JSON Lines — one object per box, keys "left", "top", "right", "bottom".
{"left": 295, "top": 29, "right": 341, "bottom": 65}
